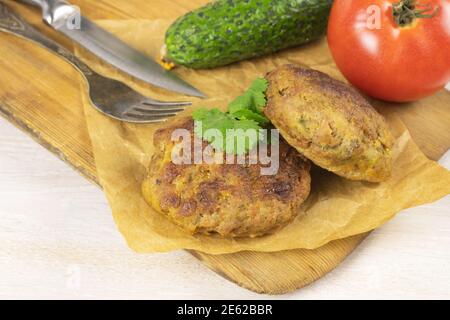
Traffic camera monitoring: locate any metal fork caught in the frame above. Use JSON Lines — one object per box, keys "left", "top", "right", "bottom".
{"left": 0, "top": 2, "right": 191, "bottom": 123}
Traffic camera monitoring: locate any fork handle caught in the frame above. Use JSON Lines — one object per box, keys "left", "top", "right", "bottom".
{"left": 0, "top": 2, "right": 93, "bottom": 77}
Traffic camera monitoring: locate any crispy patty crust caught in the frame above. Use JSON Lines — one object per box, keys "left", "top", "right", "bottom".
{"left": 264, "top": 64, "right": 394, "bottom": 182}
{"left": 142, "top": 118, "right": 311, "bottom": 238}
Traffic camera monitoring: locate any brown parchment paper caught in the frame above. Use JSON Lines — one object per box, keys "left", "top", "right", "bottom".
{"left": 76, "top": 20, "right": 450, "bottom": 254}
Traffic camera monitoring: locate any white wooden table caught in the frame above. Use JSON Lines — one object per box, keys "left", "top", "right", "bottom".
{"left": 1, "top": 91, "right": 449, "bottom": 299}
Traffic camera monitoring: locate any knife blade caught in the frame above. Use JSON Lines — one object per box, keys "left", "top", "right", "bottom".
{"left": 19, "top": 0, "right": 206, "bottom": 98}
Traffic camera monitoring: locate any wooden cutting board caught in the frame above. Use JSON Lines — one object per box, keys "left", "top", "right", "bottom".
{"left": 1, "top": 0, "right": 449, "bottom": 294}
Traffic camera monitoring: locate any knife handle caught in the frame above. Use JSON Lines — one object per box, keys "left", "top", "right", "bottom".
{"left": 0, "top": 2, "right": 93, "bottom": 77}
{"left": 18, "top": 0, "right": 78, "bottom": 28}
{"left": 17, "top": 0, "right": 44, "bottom": 7}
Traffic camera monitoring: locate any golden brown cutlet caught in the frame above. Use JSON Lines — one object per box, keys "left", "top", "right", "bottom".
{"left": 142, "top": 117, "right": 311, "bottom": 238}
{"left": 264, "top": 64, "right": 394, "bottom": 182}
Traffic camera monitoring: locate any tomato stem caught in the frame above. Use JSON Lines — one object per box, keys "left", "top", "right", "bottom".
{"left": 393, "top": 0, "right": 440, "bottom": 27}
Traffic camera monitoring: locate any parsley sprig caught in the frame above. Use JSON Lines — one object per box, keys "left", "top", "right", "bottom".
{"left": 192, "top": 78, "right": 270, "bottom": 155}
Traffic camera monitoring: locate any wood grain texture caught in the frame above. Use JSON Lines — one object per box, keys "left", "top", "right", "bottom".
{"left": 0, "top": 0, "right": 449, "bottom": 294}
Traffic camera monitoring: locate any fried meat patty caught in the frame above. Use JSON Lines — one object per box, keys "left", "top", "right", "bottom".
{"left": 142, "top": 118, "right": 311, "bottom": 238}
{"left": 264, "top": 64, "right": 394, "bottom": 182}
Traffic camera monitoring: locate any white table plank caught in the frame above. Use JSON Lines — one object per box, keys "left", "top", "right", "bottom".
{"left": 0, "top": 117, "right": 449, "bottom": 300}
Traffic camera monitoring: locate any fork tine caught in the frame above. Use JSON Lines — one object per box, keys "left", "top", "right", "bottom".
{"left": 125, "top": 108, "right": 179, "bottom": 117}
{"left": 135, "top": 102, "right": 189, "bottom": 112}
{"left": 142, "top": 99, "right": 192, "bottom": 107}
{"left": 122, "top": 117, "right": 168, "bottom": 124}
{"left": 122, "top": 112, "right": 174, "bottom": 123}
{"left": 133, "top": 104, "right": 186, "bottom": 112}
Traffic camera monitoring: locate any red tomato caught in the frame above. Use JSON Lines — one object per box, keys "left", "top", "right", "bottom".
{"left": 327, "top": 0, "right": 450, "bottom": 102}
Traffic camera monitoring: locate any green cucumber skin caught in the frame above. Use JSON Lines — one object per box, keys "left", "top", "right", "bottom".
{"left": 165, "top": 0, "right": 333, "bottom": 69}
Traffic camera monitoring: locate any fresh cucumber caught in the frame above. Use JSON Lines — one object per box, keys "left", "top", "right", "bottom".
{"left": 164, "top": 0, "right": 333, "bottom": 69}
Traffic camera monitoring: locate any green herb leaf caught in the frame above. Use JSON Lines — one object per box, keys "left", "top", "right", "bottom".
{"left": 193, "top": 108, "right": 234, "bottom": 145}
{"left": 232, "top": 109, "right": 269, "bottom": 126}
{"left": 191, "top": 107, "right": 210, "bottom": 120}
{"left": 192, "top": 108, "right": 264, "bottom": 155}
{"left": 191, "top": 78, "right": 270, "bottom": 155}
{"left": 227, "top": 119, "right": 262, "bottom": 155}
{"left": 249, "top": 78, "right": 269, "bottom": 93}
{"left": 228, "top": 78, "right": 269, "bottom": 115}
{"left": 228, "top": 94, "right": 252, "bottom": 114}
{"left": 248, "top": 78, "right": 269, "bottom": 113}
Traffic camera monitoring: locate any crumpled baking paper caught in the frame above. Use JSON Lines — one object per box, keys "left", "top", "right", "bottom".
{"left": 76, "top": 20, "right": 450, "bottom": 254}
